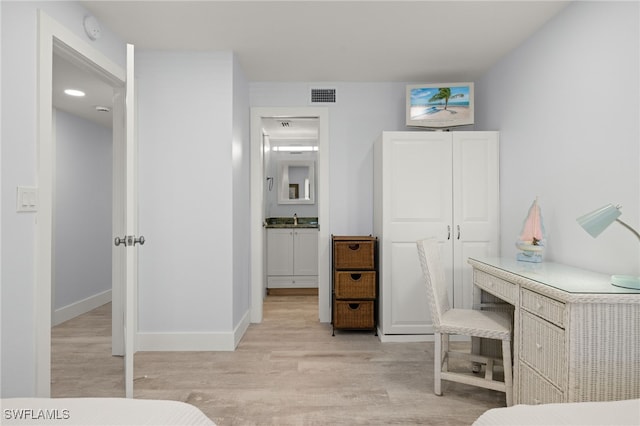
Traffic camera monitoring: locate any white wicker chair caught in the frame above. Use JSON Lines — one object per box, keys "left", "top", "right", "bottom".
{"left": 416, "top": 238, "right": 513, "bottom": 406}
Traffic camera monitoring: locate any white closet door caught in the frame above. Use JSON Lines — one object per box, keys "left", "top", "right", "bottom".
{"left": 380, "top": 132, "right": 453, "bottom": 335}
{"left": 452, "top": 132, "right": 500, "bottom": 309}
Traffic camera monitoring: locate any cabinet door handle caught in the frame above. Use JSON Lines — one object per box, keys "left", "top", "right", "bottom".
{"left": 457, "top": 225, "right": 461, "bottom": 240}
{"left": 447, "top": 225, "right": 451, "bottom": 240}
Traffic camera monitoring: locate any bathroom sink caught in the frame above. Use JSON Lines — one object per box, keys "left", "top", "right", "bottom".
{"left": 264, "top": 217, "right": 319, "bottom": 228}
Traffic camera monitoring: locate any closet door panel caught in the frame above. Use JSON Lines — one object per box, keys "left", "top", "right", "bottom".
{"left": 452, "top": 132, "right": 500, "bottom": 309}
{"left": 379, "top": 132, "right": 453, "bottom": 335}
{"left": 387, "top": 133, "right": 452, "bottom": 242}
{"left": 387, "top": 242, "right": 433, "bottom": 334}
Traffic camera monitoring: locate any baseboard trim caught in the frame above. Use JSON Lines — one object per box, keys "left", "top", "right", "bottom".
{"left": 136, "top": 331, "right": 235, "bottom": 351}
{"left": 267, "top": 288, "right": 319, "bottom": 296}
{"left": 233, "top": 309, "right": 251, "bottom": 349}
{"left": 136, "top": 310, "right": 252, "bottom": 352}
{"left": 53, "top": 289, "right": 112, "bottom": 326}
{"left": 378, "top": 333, "right": 434, "bottom": 343}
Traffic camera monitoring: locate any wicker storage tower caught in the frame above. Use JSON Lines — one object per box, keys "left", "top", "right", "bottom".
{"left": 331, "top": 235, "right": 378, "bottom": 335}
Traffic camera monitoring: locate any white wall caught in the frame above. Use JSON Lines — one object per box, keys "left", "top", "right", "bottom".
{"left": 231, "top": 53, "right": 251, "bottom": 328}
{"left": 1, "top": 1, "right": 125, "bottom": 397}
{"left": 476, "top": 1, "right": 639, "bottom": 276}
{"left": 54, "top": 110, "right": 112, "bottom": 321}
{"left": 136, "top": 50, "right": 235, "bottom": 338}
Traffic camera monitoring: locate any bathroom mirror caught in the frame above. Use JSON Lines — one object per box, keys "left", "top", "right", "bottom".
{"left": 278, "top": 160, "right": 315, "bottom": 204}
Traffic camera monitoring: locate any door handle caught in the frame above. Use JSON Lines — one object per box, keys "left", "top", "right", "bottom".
{"left": 115, "top": 235, "right": 145, "bottom": 247}
{"left": 457, "top": 225, "right": 461, "bottom": 240}
{"left": 447, "top": 225, "right": 451, "bottom": 240}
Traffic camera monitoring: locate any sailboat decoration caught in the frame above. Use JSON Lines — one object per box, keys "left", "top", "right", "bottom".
{"left": 516, "top": 197, "right": 546, "bottom": 263}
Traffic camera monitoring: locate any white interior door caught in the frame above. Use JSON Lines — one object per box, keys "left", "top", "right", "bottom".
{"left": 124, "top": 43, "right": 138, "bottom": 399}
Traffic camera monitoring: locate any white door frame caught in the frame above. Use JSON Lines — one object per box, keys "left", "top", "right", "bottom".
{"left": 36, "top": 10, "right": 127, "bottom": 396}
{"left": 250, "top": 107, "right": 330, "bottom": 323}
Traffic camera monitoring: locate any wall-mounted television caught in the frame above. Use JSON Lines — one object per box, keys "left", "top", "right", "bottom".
{"left": 406, "top": 82, "right": 474, "bottom": 129}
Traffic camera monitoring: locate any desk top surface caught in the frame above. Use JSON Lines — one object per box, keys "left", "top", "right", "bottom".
{"left": 469, "top": 257, "right": 640, "bottom": 295}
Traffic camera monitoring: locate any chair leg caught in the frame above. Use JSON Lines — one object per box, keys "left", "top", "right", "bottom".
{"left": 442, "top": 333, "right": 449, "bottom": 373}
{"left": 434, "top": 332, "right": 442, "bottom": 396}
{"left": 502, "top": 339, "right": 513, "bottom": 407}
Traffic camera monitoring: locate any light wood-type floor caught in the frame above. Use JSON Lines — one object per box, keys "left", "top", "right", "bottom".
{"left": 52, "top": 295, "right": 505, "bottom": 425}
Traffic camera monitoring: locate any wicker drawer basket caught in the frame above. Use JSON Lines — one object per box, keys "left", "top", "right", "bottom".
{"left": 334, "top": 271, "right": 376, "bottom": 299}
{"left": 333, "top": 300, "right": 374, "bottom": 329}
{"left": 333, "top": 240, "right": 375, "bottom": 270}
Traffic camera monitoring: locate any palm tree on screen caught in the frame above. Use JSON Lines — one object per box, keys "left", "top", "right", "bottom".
{"left": 429, "top": 87, "right": 452, "bottom": 110}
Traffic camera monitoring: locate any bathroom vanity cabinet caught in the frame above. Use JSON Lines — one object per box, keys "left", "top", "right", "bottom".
{"left": 267, "top": 228, "right": 318, "bottom": 288}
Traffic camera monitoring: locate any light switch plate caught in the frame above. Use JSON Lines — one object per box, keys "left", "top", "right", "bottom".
{"left": 16, "top": 186, "right": 38, "bottom": 212}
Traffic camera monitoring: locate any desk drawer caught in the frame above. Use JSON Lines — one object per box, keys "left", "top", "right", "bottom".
{"left": 521, "top": 288, "right": 565, "bottom": 327}
{"left": 519, "top": 361, "right": 564, "bottom": 405}
{"left": 474, "top": 270, "right": 517, "bottom": 305}
{"left": 520, "top": 310, "right": 566, "bottom": 389}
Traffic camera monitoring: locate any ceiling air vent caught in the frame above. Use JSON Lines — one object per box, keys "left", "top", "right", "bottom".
{"left": 310, "top": 88, "right": 336, "bottom": 104}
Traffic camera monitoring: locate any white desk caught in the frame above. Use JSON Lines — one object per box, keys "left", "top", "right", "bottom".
{"left": 468, "top": 257, "right": 640, "bottom": 405}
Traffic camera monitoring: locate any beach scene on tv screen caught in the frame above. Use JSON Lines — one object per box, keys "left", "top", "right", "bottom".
{"left": 410, "top": 85, "right": 471, "bottom": 122}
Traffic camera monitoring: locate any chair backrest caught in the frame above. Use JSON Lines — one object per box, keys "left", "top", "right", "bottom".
{"left": 416, "top": 238, "right": 451, "bottom": 327}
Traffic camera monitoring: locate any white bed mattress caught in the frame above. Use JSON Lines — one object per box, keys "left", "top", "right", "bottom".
{"left": 473, "top": 398, "right": 640, "bottom": 426}
{"left": 1, "top": 398, "right": 216, "bottom": 426}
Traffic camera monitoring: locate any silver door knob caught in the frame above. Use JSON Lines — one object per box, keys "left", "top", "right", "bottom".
{"left": 115, "top": 235, "right": 145, "bottom": 246}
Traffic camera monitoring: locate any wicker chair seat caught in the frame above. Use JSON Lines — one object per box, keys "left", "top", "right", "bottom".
{"left": 438, "top": 309, "right": 511, "bottom": 341}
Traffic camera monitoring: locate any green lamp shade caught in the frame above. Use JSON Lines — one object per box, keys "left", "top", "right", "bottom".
{"left": 576, "top": 204, "right": 621, "bottom": 238}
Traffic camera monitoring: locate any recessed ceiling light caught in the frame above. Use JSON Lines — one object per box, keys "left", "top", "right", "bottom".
{"left": 64, "top": 89, "right": 85, "bottom": 97}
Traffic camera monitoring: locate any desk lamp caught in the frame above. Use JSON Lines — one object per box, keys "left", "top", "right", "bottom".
{"left": 577, "top": 204, "right": 640, "bottom": 290}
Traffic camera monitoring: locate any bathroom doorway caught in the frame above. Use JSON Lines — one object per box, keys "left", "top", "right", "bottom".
{"left": 250, "top": 107, "right": 330, "bottom": 324}
{"left": 50, "top": 51, "right": 121, "bottom": 397}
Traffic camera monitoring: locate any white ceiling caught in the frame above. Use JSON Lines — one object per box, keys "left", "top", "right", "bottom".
{"left": 55, "top": 1, "right": 570, "bottom": 130}
{"left": 261, "top": 117, "right": 319, "bottom": 142}
{"left": 53, "top": 54, "right": 115, "bottom": 128}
